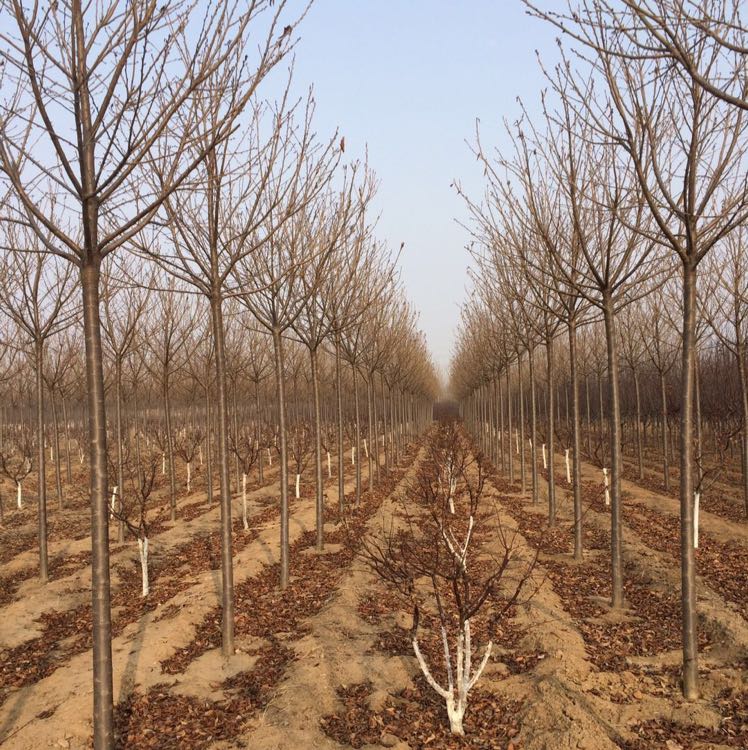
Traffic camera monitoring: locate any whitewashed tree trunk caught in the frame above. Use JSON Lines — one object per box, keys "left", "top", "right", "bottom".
{"left": 137, "top": 537, "right": 149, "bottom": 597}
{"left": 542, "top": 443, "right": 547, "bottom": 469}
{"left": 110, "top": 486, "right": 118, "bottom": 519}
{"left": 515, "top": 428, "right": 519, "bottom": 454}
{"left": 411, "top": 620, "right": 491, "bottom": 736}
{"left": 603, "top": 467, "right": 610, "bottom": 506}
{"left": 327, "top": 451, "right": 332, "bottom": 478}
{"left": 186, "top": 461, "right": 191, "bottom": 492}
{"left": 242, "top": 473, "right": 249, "bottom": 530}
{"left": 16, "top": 481, "right": 22, "bottom": 509}
{"left": 162, "top": 453, "right": 166, "bottom": 475}
{"left": 199, "top": 445, "right": 203, "bottom": 466}
{"left": 351, "top": 446, "right": 356, "bottom": 465}
{"left": 295, "top": 473, "right": 300, "bottom": 499}
{"left": 694, "top": 492, "right": 700, "bottom": 548}
{"left": 565, "top": 449, "right": 571, "bottom": 484}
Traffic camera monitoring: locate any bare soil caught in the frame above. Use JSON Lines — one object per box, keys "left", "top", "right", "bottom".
{"left": 1, "top": 431, "right": 745, "bottom": 750}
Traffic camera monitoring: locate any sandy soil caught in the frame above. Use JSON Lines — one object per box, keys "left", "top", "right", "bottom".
{"left": 1, "top": 429, "right": 745, "bottom": 750}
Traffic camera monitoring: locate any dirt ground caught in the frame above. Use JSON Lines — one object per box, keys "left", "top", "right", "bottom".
{"left": 0, "top": 430, "right": 745, "bottom": 750}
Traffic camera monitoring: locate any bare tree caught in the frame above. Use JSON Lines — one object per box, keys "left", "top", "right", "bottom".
{"left": 0, "top": 240, "right": 77, "bottom": 581}
{"left": 0, "top": 3, "right": 301, "bottom": 742}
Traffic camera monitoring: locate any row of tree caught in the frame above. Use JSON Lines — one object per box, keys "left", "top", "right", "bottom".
{"left": 450, "top": 0, "right": 748, "bottom": 702}
{"left": 0, "top": 1, "right": 438, "bottom": 747}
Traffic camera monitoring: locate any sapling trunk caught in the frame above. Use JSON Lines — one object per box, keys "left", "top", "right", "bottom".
{"left": 137, "top": 537, "right": 149, "bottom": 597}
{"left": 242, "top": 473, "right": 248, "bottom": 531}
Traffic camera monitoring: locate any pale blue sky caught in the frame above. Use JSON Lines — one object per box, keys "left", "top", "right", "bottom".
{"left": 288, "top": 1, "right": 559, "bottom": 376}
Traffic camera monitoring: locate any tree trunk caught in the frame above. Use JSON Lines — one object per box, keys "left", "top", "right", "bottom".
{"left": 353, "top": 364, "right": 362, "bottom": 507}
{"left": 163, "top": 374, "right": 177, "bottom": 521}
{"left": 35, "top": 339, "right": 49, "bottom": 582}
{"left": 310, "top": 347, "right": 324, "bottom": 551}
{"left": 255, "top": 382, "right": 263, "bottom": 484}
{"left": 272, "top": 326, "right": 290, "bottom": 588}
{"left": 568, "top": 319, "right": 583, "bottom": 561}
{"left": 517, "top": 353, "right": 526, "bottom": 493}
{"left": 209, "top": 292, "right": 235, "bottom": 655}
{"left": 529, "top": 344, "right": 539, "bottom": 505}
{"left": 51, "top": 388, "right": 64, "bottom": 511}
{"left": 634, "top": 369, "right": 644, "bottom": 481}
{"left": 335, "top": 336, "right": 345, "bottom": 512}
{"left": 81, "top": 257, "right": 114, "bottom": 750}
{"left": 679, "top": 261, "right": 699, "bottom": 699}
{"left": 62, "top": 393, "right": 72, "bottom": 484}
{"left": 205, "top": 383, "right": 214, "bottom": 504}
{"left": 660, "top": 371, "right": 670, "bottom": 492}
{"left": 506, "top": 367, "right": 514, "bottom": 484}
{"left": 115, "top": 358, "right": 125, "bottom": 543}
{"left": 545, "top": 332, "right": 556, "bottom": 526}
{"left": 603, "top": 298, "right": 624, "bottom": 609}
{"left": 366, "top": 374, "right": 374, "bottom": 492}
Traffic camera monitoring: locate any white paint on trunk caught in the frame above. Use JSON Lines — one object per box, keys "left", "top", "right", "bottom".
{"left": 694, "top": 492, "right": 700, "bottom": 548}
{"left": 16, "top": 481, "right": 22, "bottom": 509}
{"left": 138, "top": 537, "right": 149, "bottom": 597}
{"left": 565, "top": 449, "right": 571, "bottom": 484}
{"left": 50, "top": 445, "right": 53, "bottom": 461}
{"left": 603, "top": 467, "right": 610, "bottom": 506}
{"left": 242, "top": 473, "right": 249, "bottom": 530}
{"left": 199, "top": 445, "right": 203, "bottom": 466}
{"left": 515, "top": 429, "right": 519, "bottom": 454}
{"left": 295, "top": 473, "right": 300, "bottom": 499}
{"left": 110, "top": 485, "right": 118, "bottom": 518}
{"left": 542, "top": 444, "right": 547, "bottom": 469}
{"left": 186, "top": 461, "right": 191, "bottom": 492}
{"left": 411, "top": 620, "right": 491, "bottom": 736}
{"left": 162, "top": 453, "right": 166, "bottom": 475}
{"left": 351, "top": 446, "right": 356, "bottom": 466}
{"left": 327, "top": 451, "right": 332, "bottom": 478}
